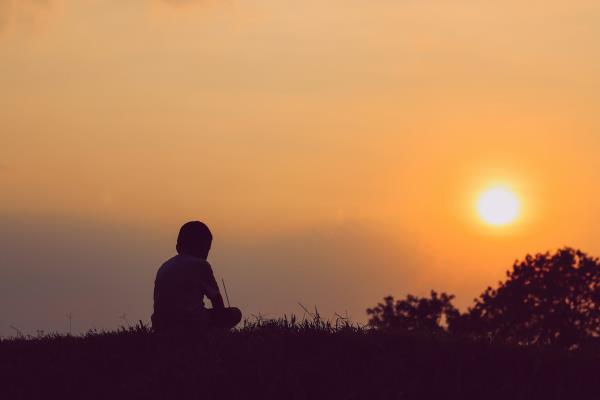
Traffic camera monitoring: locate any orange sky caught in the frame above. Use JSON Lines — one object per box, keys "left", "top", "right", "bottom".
{"left": 2, "top": 0, "right": 600, "bottom": 335}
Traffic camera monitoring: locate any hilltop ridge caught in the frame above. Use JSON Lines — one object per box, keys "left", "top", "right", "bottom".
{"left": 2, "top": 317, "right": 599, "bottom": 400}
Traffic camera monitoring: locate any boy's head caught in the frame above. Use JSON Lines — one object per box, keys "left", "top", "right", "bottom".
{"left": 176, "top": 221, "right": 213, "bottom": 259}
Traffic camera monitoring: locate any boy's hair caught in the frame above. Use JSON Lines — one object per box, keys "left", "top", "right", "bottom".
{"left": 176, "top": 221, "right": 213, "bottom": 255}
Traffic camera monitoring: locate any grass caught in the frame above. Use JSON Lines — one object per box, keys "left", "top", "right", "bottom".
{"left": 1, "top": 316, "right": 599, "bottom": 400}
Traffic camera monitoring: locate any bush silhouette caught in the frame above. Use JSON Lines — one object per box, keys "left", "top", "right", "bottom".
{"left": 367, "top": 290, "right": 459, "bottom": 334}
{"left": 370, "top": 248, "right": 600, "bottom": 349}
{"left": 458, "top": 247, "right": 600, "bottom": 348}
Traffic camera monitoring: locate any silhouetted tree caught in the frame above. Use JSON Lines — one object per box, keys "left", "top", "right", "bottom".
{"left": 459, "top": 247, "right": 600, "bottom": 348}
{"left": 367, "top": 291, "right": 459, "bottom": 333}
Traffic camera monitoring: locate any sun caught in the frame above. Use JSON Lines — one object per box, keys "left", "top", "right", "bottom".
{"left": 477, "top": 187, "right": 520, "bottom": 226}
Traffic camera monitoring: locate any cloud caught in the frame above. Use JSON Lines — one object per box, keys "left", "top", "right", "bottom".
{"left": 161, "top": 0, "right": 203, "bottom": 6}
{"left": 0, "top": 0, "right": 55, "bottom": 36}
{"left": 0, "top": 1, "right": 215, "bottom": 37}
{"left": 153, "top": 0, "right": 227, "bottom": 13}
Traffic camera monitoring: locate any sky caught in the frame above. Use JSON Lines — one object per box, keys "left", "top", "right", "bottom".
{"left": 2, "top": 0, "right": 600, "bottom": 336}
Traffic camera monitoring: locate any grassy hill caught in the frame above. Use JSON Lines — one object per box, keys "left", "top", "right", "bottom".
{"left": 1, "top": 317, "right": 599, "bottom": 400}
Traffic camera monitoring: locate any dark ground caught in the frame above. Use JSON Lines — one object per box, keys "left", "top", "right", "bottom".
{"left": 1, "top": 318, "right": 599, "bottom": 400}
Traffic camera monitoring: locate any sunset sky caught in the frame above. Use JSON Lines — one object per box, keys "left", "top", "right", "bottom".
{"left": 2, "top": 0, "right": 600, "bottom": 335}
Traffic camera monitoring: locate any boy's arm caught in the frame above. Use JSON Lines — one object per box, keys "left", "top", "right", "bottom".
{"left": 204, "top": 263, "right": 225, "bottom": 310}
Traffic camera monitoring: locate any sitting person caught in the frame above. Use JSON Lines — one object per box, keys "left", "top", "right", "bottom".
{"left": 152, "top": 221, "right": 242, "bottom": 333}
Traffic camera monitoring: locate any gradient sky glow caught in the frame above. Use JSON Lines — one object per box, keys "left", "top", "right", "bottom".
{"left": 2, "top": 0, "right": 600, "bottom": 335}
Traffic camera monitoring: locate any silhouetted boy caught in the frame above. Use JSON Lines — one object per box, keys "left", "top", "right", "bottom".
{"left": 152, "top": 221, "right": 242, "bottom": 333}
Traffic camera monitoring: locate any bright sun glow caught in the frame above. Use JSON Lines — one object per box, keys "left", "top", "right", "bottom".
{"left": 477, "top": 187, "right": 520, "bottom": 226}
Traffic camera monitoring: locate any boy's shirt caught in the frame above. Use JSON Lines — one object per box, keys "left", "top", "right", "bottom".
{"left": 153, "top": 254, "right": 221, "bottom": 319}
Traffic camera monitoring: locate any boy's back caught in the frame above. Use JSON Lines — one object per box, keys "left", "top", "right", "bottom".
{"left": 152, "top": 254, "right": 220, "bottom": 322}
